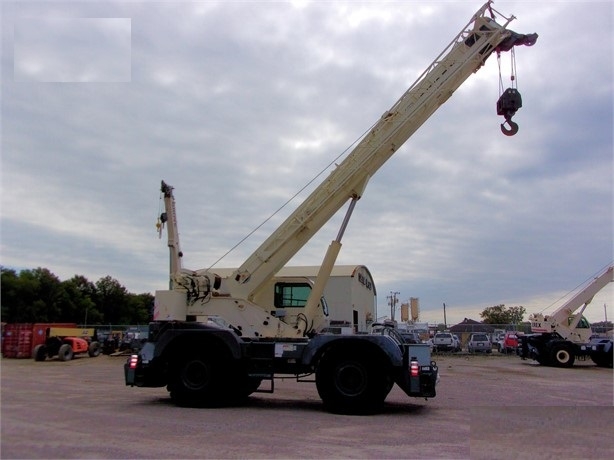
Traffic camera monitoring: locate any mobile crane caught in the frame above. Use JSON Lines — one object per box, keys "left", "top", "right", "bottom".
{"left": 125, "top": 2, "right": 537, "bottom": 413}
{"left": 518, "top": 265, "right": 613, "bottom": 368}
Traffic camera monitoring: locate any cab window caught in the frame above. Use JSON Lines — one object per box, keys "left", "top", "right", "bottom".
{"left": 569, "top": 316, "right": 590, "bottom": 328}
{"left": 274, "top": 283, "right": 311, "bottom": 308}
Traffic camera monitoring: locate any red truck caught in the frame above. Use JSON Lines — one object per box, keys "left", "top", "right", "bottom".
{"left": 497, "top": 332, "right": 520, "bottom": 354}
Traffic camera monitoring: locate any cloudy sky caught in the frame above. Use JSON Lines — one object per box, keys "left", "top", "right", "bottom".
{"left": 2, "top": 1, "right": 612, "bottom": 325}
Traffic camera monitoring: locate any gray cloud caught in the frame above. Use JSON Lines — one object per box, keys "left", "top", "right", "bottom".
{"left": 14, "top": 17, "right": 131, "bottom": 82}
{"left": 2, "top": 1, "right": 612, "bottom": 324}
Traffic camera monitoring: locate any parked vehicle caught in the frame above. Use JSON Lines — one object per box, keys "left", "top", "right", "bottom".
{"left": 518, "top": 265, "right": 613, "bottom": 368}
{"left": 497, "top": 332, "right": 520, "bottom": 354}
{"left": 367, "top": 323, "right": 423, "bottom": 345}
{"left": 33, "top": 327, "right": 101, "bottom": 361}
{"left": 98, "top": 330, "right": 130, "bottom": 355}
{"left": 119, "top": 327, "right": 148, "bottom": 352}
{"left": 493, "top": 329, "right": 505, "bottom": 343}
{"left": 433, "top": 332, "right": 461, "bottom": 352}
{"left": 399, "top": 331, "right": 422, "bottom": 344}
{"left": 467, "top": 333, "right": 492, "bottom": 353}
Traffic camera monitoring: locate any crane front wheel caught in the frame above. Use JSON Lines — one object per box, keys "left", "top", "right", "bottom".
{"left": 590, "top": 350, "right": 613, "bottom": 368}
{"left": 550, "top": 344, "right": 575, "bottom": 368}
{"left": 316, "top": 347, "right": 390, "bottom": 414}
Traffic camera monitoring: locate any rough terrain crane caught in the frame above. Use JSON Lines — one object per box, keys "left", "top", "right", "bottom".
{"left": 125, "top": 2, "right": 537, "bottom": 414}
{"left": 518, "top": 265, "right": 613, "bottom": 368}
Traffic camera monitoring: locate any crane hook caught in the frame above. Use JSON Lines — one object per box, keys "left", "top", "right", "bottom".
{"left": 500, "top": 117, "right": 519, "bottom": 136}
{"left": 497, "top": 88, "right": 522, "bottom": 137}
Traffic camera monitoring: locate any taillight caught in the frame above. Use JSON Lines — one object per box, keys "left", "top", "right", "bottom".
{"left": 129, "top": 354, "right": 139, "bottom": 369}
{"left": 410, "top": 360, "right": 419, "bottom": 377}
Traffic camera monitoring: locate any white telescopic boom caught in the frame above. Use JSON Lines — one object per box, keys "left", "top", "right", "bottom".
{"left": 227, "top": 2, "right": 537, "bottom": 302}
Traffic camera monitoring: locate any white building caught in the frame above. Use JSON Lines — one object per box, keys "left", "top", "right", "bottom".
{"left": 215, "top": 265, "right": 377, "bottom": 333}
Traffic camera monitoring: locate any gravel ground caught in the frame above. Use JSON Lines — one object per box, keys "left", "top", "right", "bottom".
{"left": 1, "top": 352, "right": 612, "bottom": 459}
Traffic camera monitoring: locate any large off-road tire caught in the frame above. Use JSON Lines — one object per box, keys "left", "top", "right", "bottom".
{"left": 88, "top": 341, "right": 102, "bottom": 357}
{"left": 535, "top": 353, "right": 551, "bottom": 366}
{"left": 33, "top": 344, "right": 47, "bottom": 362}
{"left": 315, "top": 346, "right": 390, "bottom": 415}
{"left": 168, "top": 346, "right": 245, "bottom": 407}
{"left": 590, "top": 350, "right": 613, "bottom": 368}
{"left": 550, "top": 343, "right": 575, "bottom": 368}
{"left": 169, "top": 354, "right": 220, "bottom": 406}
{"left": 58, "top": 344, "right": 74, "bottom": 361}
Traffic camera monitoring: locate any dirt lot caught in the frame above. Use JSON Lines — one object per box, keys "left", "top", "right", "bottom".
{"left": 1, "top": 353, "right": 612, "bottom": 459}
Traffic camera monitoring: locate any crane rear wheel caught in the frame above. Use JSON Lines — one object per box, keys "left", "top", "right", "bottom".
{"left": 168, "top": 344, "right": 246, "bottom": 407}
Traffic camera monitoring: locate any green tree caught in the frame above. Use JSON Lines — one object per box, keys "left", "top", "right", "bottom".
{"left": 507, "top": 305, "right": 526, "bottom": 324}
{"left": 31, "top": 268, "right": 64, "bottom": 321}
{"left": 121, "top": 292, "right": 154, "bottom": 324}
{"left": 1, "top": 267, "right": 38, "bottom": 322}
{"left": 480, "top": 304, "right": 526, "bottom": 325}
{"left": 60, "top": 275, "right": 103, "bottom": 324}
{"left": 480, "top": 304, "right": 507, "bottom": 324}
{"left": 95, "top": 276, "right": 129, "bottom": 324}
{"left": 2, "top": 266, "right": 154, "bottom": 325}
{"left": 1, "top": 267, "right": 20, "bottom": 321}
{"left": 0, "top": 267, "right": 64, "bottom": 322}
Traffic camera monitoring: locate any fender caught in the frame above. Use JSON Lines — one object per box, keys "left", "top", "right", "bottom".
{"left": 128, "top": 322, "right": 245, "bottom": 388}
{"left": 301, "top": 334, "right": 404, "bottom": 367}
{"left": 150, "top": 321, "right": 244, "bottom": 360}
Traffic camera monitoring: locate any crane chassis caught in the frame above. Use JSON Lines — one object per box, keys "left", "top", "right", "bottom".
{"left": 518, "top": 266, "right": 613, "bottom": 368}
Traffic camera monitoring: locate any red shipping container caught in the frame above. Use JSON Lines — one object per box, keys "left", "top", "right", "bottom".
{"left": 2, "top": 323, "right": 79, "bottom": 358}
{"left": 2, "top": 323, "right": 34, "bottom": 358}
{"left": 0, "top": 322, "right": 5, "bottom": 355}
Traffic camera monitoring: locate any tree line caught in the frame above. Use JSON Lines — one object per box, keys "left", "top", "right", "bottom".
{"left": 480, "top": 304, "right": 526, "bottom": 325}
{"left": 1, "top": 267, "right": 153, "bottom": 325}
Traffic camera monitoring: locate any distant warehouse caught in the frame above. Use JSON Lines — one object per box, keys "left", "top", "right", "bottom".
{"left": 214, "top": 265, "right": 376, "bottom": 333}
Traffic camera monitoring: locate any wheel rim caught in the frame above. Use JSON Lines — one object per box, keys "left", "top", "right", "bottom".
{"left": 555, "top": 349, "right": 570, "bottom": 364}
{"left": 181, "top": 359, "right": 211, "bottom": 391}
{"left": 59, "top": 345, "right": 73, "bottom": 360}
{"left": 334, "top": 362, "right": 368, "bottom": 397}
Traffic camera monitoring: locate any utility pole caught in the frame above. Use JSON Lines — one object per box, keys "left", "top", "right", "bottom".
{"left": 443, "top": 302, "right": 447, "bottom": 328}
{"left": 388, "top": 291, "right": 400, "bottom": 321}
